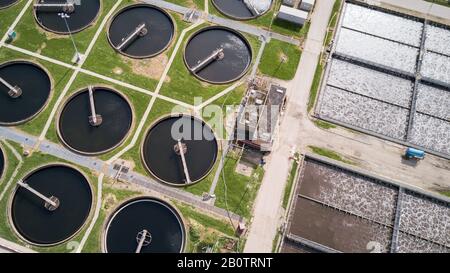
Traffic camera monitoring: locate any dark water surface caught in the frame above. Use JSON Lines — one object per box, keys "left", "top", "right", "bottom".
{"left": 58, "top": 87, "right": 132, "bottom": 155}
{"left": 11, "top": 165, "right": 92, "bottom": 245}
{"left": 0, "top": 147, "right": 4, "bottom": 179}
{"left": 185, "top": 27, "right": 252, "bottom": 83}
{"left": 105, "top": 198, "right": 185, "bottom": 253}
{"left": 35, "top": 0, "right": 100, "bottom": 34}
{"left": 0, "top": 61, "right": 51, "bottom": 125}
{"left": 142, "top": 115, "right": 218, "bottom": 185}
{"left": 212, "top": 0, "right": 271, "bottom": 20}
{"left": 0, "top": 0, "right": 18, "bottom": 9}
{"left": 108, "top": 4, "right": 174, "bottom": 58}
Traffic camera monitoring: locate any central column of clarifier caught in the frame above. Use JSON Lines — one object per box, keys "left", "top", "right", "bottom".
{"left": 34, "top": 2, "right": 75, "bottom": 14}
{"left": 88, "top": 86, "right": 103, "bottom": 127}
{"left": 135, "top": 229, "right": 152, "bottom": 253}
{"left": 190, "top": 48, "right": 225, "bottom": 73}
{"left": 174, "top": 140, "right": 191, "bottom": 184}
{"left": 17, "top": 180, "right": 60, "bottom": 211}
{"left": 115, "top": 23, "right": 148, "bottom": 51}
{"left": 0, "top": 76, "right": 22, "bottom": 98}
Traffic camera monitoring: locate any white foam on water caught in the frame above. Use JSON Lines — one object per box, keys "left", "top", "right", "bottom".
{"left": 311, "top": 161, "right": 397, "bottom": 225}
{"left": 399, "top": 192, "right": 450, "bottom": 247}
{"left": 342, "top": 3, "right": 423, "bottom": 47}
{"left": 397, "top": 232, "right": 449, "bottom": 253}
{"left": 319, "top": 86, "right": 409, "bottom": 140}
{"left": 421, "top": 52, "right": 450, "bottom": 84}
{"left": 425, "top": 25, "right": 450, "bottom": 56}
{"left": 416, "top": 84, "right": 450, "bottom": 120}
{"left": 328, "top": 58, "right": 413, "bottom": 107}
{"left": 335, "top": 28, "right": 418, "bottom": 74}
{"left": 410, "top": 113, "right": 450, "bottom": 156}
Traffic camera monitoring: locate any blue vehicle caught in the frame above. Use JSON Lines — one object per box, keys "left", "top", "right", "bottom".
{"left": 404, "top": 147, "right": 425, "bottom": 160}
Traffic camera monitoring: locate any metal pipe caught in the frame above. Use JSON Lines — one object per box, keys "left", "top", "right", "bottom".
{"left": 243, "top": 0, "right": 261, "bottom": 16}
{"left": 88, "top": 86, "right": 102, "bottom": 127}
{"left": 17, "top": 180, "right": 59, "bottom": 210}
{"left": 0, "top": 76, "right": 22, "bottom": 98}
{"left": 34, "top": 3, "right": 75, "bottom": 13}
{"left": 115, "top": 23, "right": 148, "bottom": 51}
{"left": 190, "top": 48, "right": 224, "bottom": 73}
{"left": 177, "top": 140, "right": 191, "bottom": 184}
{"left": 135, "top": 229, "right": 151, "bottom": 253}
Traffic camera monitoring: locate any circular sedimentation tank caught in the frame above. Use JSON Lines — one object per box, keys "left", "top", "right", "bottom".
{"left": 104, "top": 197, "right": 186, "bottom": 253}
{"left": 142, "top": 114, "right": 218, "bottom": 186}
{"left": 0, "top": 60, "right": 52, "bottom": 125}
{"left": 108, "top": 4, "right": 175, "bottom": 58}
{"left": 212, "top": 0, "right": 273, "bottom": 20}
{"left": 0, "top": 0, "right": 19, "bottom": 9}
{"left": 10, "top": 164, "right": 92, "bottom": 246}
{"left": 34, "top": 0, "right": 101, "bottom": 34}
{"left": 58, "top": 86, "right": 133, "bottom": 155}
{"left": 184, "top": 26, "right": 252, "bottom": 84}
{"left": 0, "top": 145, "right": 5, "bottom": 180}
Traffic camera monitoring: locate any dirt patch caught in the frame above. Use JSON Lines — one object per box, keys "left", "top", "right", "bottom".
{"left": 103, "top": 193, "right": 118, "bottom": 211}
{"left": 37, "top": 42, "right": 47, "bottom": 54}
{"left": 123, "top": 54, "right": 168, "bottom": 80}
{"left": 180, "top": 0, "right": 196, "bottom": 8}
{"left": 113, "top": 67, "right": 123, "bottom": 75}
{"left": 278, "top": 52, "right": 288, "bottom": 63}
{"left": 235, "top": 161, "right": 254, "bottom": 177}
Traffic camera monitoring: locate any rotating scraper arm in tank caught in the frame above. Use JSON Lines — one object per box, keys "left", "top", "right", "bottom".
{"left": 0, "top": 76, "right": 22, "bottom": 98}
{"left": 189, "top": 47, "right": 225, "bottom": 73}
{"left": 243, "top": 0, "right": 261, "bottom": 16}
{"left": 34, "top": 0, "right": 76, "bottom": 14}
{"left": 135, "top": 229, "right": 152, "bottom": 253}
{"left": 174, "top": 139, "right": 192, "bottom": 184}
{"left": 17, "top": 180, "right": 60, "bottom": 211}
{"left": 115, "top": 23, "right": 148, "bottom": 51}
{"left": 88, "top": 86, "right": 103, "bottom": 127}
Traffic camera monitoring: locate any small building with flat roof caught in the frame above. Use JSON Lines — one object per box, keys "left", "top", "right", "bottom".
{"left": 236, "top": 83, "right": 287, "bottom": 152}
{"left": 299, "top": 0, "right": 316, "bottom": 12}
{"left": 277, "top": 5, "right": 308, "bottom": 26}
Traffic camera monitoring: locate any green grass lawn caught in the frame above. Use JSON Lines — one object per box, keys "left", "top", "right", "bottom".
{"left": 308, "top": 146, "right": 355, "bottom": 165}
{"left": 83, "top": 1, "right": 190, "bottom": 92}
{"left": 175, "top": 201, "right": 241, "bottom": 253}
{"left": 258, "top": 39, "right": 301, "bottom": 80}
{"left": 282, "top": 153, "right": 299, "bottom": 209}
{"left": 307, "top": 62, "right": 323, "bottom": 112}
{"left": 439, "top": 191, "right": 450, "bottom": 198}
{"left": 159, "top": 22, "right": 261, "bottom": 105}
{"left": 313, "top": 119, "right": 337, "bottom": 130}
{"left": 425, "top": 0, "right": 450, "bottom": 7}
{"left": 81, "top": 184, "right": 140, "bottom": 253}
{"left": 214, "top": 154, "right": 264, "bottom": 219}
{"left": 11, "top": 0, "right": 117, "bottom": 63}
{"left": 0, "top": 142, "right": 20, "bottom": 201}
{"left": 0, "top": 0, "right": 27, "bottom": 35}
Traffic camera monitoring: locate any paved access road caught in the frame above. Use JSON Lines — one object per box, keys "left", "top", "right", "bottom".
{"left": 244, "top": 0, "right": 450, "bottom": 253}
